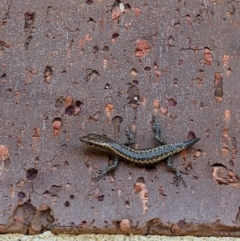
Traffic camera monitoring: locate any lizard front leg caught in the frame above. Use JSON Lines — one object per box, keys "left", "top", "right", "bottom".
{"left": 92, "top": 156, "right": 119, "bottom": 182}
{"left": 92, "top": 129, "right": 134, "bottom": 182}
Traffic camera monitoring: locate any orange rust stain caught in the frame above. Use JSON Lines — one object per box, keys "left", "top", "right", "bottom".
{"left": 135, "top": 39, "right": 151, "bottom": 57}
{"left": 222, "top": 128, "right": 229, "bottom": 139}
{"left": 85, "top": 34, "right": 92, "bottom": 41}
{"left": 153, "top": 99, "right": 160, "bottom": 115}
{"left": 155, "top": 70, "right": 161, "bottom": 78}
{"left": 226, "top": 67, "right": 232, "bottom": 77}
{"left": 141, "top": 97, "right": 147, "bottom": 107}
{"left": 224, "top": 109, "right": 230, "bottom": 123}
{"left": 134, "top": 8, "right": 142, "bottom": 17}
{"left": 0, "top": 145, "right": 9, "bottom": 161}
{"left": 204, "top": 48, "right": 213, "bottom": 65}
{"left": 222, "top": 54, "right": 230, "bottom": 66}
{"left": 104, "top": 103, "right": 114, "bottom": 117}
{"left": 65, "top": 96, "right": 73, "bottom": 107}
{"left": 130, "top": 69, "right": 137, "bottom": 76}
{"left": 134, "top": 182, "right": 148, "bottom": 213}
{"left": 153, "top": 99, "right": 160, "bottom": 108}
{"left": 103, "top": 59, "right": 107, "bottom": 69}
{"left": 119, "top": 219, "right": 132, "bottom": 232}
{"left": 52, "top": 120, "right": 62, "bottom": 136}
{"left": 112, "top": 6, "right": 121, "bottom": 20}
{"left": 222, "top": 147, "right": 229, "bottom": 155}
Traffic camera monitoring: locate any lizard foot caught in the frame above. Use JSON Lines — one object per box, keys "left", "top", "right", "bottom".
{"left": 173, "top": 175, "right": 187, "bottom": 187}
{"left": 91, "top": 169, "right": 107, "bottom": 182}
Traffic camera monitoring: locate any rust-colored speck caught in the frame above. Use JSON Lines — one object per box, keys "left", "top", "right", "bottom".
{"left": 105, "top": 103, "right": 114, "bottom": 117}
{"left": 0, "top": 145, "right": 9, "bottom": 161}
{"left": 119, "top": 219, "right": 131, "bottom": 233}
{"left": 112, "top": 7, "right": 121, "bottom": 20}
{"left": 135, "top": 39, "right": 151, "bottom": 57}
{"left": 204, "top": 48, "right": 213, "bottom": 65}
{"left": 52, "top": 119, "right": 62, "bottom": 136}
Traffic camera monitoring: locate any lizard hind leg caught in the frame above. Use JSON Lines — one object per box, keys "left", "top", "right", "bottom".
{"left": 167, "top": 156, "right": 187, "bottom": 187}
{"left": 152, "top": 116, "right": 187, "bottom": 187}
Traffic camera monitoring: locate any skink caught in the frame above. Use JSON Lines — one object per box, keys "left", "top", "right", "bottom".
{"left": 80, "top": 116, "right": 200, "bottom": 186}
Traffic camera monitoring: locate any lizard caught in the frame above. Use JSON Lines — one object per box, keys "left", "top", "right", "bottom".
{"left": 80, "top": 116, "right": 200, "bottom": 186}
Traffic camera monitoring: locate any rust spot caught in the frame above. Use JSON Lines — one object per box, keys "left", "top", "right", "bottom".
{"left": 65, "top": 96, "right": 73, "bottom": 107}
{"left": 105, "top": 103, "right": 114, "bottom": 117}
{"left": 134, "top": 7, "right": 142, "bottom": 17}
{"left": 119, "top": 219, "right": 132, "bottom": 233}
{"left": 226, "top": 67, "right": 232, "bottom": 76}
{"left": 130, "top": 68, "right": 138, "bottom": 76}
{"left": 52, "top": 118, "right": 62, "bottom": 136}
{"left": 204, "top": 47, "right": 213, "bottom": 65}
{"left": 112, "top": 6, "right": 121, "bottom": 20}
{"left": 222, "top": 128, "right": 229, "bottom": 139}
{"left": 167, "top": 36, "right": 175, "bottom": 47}
{"left": 222, "top": 54, "right": 230, "bottom": 66}
{"left": 134, "top": 182, "right": 144, "bottom": 194}
{"left": 0, "top": 145, "right": 9, "bottom": 161}
{"left": 153, "top": 100, "right": 160, "bottom": 108}
{"left": 160, "top": 107, "right": 168, "bottom": 115}
{"left": 224, "top": 110, "right": 230, "bottom": 123}
{"left": 155, "top": 70, "right": 161, "bottom": 78}
{"left": 194, "top": 150, "right": 202, "bottom": 158}
{"left": 222, "top": 147, "right": 229, "bottom": 155}
{"left": 135, "top": 39, "right": 151, "bottom": 57}
{"left": 103, "top": 59, "right": 107, "bottom": 69}
{"left": 44, "top": 66, "right": 53, "bottom": 83}
{"left": 211, "top": 166, "right": 239, "bottom": 185}
{"left": 134, "top": 181, "right": 148, "bottom": 213}
{"left": 85, "top": 34, "right": 92, "bottom": 41}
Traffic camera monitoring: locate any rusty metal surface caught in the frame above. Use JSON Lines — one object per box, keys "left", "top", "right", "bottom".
{"left": 0, "top": 0, "right": 240, "bottom": 236}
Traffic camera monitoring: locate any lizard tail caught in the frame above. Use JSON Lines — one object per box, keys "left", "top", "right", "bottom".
{"left": 183, "top": 138, "right": 201, "bottom": 149}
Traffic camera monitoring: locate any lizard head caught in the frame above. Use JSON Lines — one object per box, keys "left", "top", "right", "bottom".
{"left": 80, "top": 133, "right": 113, "bottom": 149}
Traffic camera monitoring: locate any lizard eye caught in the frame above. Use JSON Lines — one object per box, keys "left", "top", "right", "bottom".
{"left": 88, "top": 143, "right": 93, "bottom": 146}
